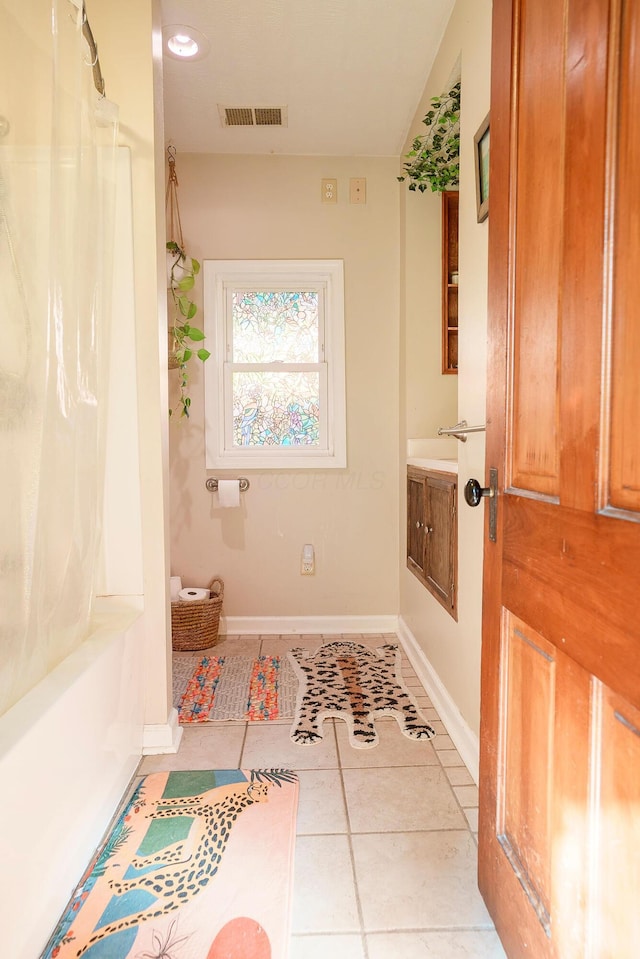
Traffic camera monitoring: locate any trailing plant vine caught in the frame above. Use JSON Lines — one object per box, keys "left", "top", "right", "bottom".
{"left": 167, "top": 239, "right": 209, "bottom": 418}
{"left": 166, "top": 146, "right": 209, "bottom": 418}
{"left": 398, "top": 81, "right": 461, "bottom": 192}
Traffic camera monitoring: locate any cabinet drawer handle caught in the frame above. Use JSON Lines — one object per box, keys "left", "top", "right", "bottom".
{"left": 415, "top": 521, "right": 423, "bottom": 529}
{"left": 425, "top": 525, "right": 434, "bottom": 534}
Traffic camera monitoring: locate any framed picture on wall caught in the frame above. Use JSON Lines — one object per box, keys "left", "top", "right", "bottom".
{"left": 474, "top": 113, "right": 490, "bottom": 223}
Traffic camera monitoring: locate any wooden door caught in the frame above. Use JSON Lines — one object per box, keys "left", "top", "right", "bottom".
{"left": 479, "top": 1, "right": 640, "bottom": 957}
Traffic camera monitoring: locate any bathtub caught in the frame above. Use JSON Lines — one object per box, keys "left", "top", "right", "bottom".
{"left": 0, "top": 598, "right": 145, "bottom": 957}
{"left": 0, "top": 146, "right": 165, "bottom": 957}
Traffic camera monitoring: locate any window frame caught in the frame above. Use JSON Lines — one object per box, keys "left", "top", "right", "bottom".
{"left": 203, "top": 259, "right": 346, "bottom": 469}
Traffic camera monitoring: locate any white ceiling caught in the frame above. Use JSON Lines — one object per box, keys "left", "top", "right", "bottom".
{"left": 160, "top": 0, "right": 455, "bottom": 157}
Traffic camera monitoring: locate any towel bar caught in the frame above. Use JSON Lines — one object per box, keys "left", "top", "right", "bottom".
{"left": 437, "top": 420, "right": 486, "bottom": 443}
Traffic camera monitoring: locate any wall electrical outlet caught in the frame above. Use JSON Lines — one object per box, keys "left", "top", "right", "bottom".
{"left": 321, "top": 178, "right": 337, "bottom": 204}
{"left": 301, "top": 544, "right": 315, "bottom": 575}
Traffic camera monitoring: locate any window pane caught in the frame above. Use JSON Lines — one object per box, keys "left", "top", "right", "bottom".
{"left": 232, "top": 291, "right": 319, "bottom": 363}
{"left": 232, "top": 370, "right": 320, "bottom": 447}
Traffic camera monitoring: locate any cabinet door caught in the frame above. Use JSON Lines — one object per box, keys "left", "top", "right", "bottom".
{"left": 407, "top": 473, "right": 426, "bottom": 577}
{"left": 407, "top": 468, "right": 457, "bottom": 619}
{"left": 424, "top": 473, "right": 457, "bottom": 616}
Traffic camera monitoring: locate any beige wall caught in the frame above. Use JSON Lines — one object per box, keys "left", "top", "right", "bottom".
{"left": 92, "top": 0, "right": 173, "bottom": 723}
{"left": 404, "top": 186, "right": 459, "bottom": 440}
{"left": 169, "top": 155, "right": 400, "bottom": 618}
{"left": 400, "top": 0, "right": 492, "bottom": 738}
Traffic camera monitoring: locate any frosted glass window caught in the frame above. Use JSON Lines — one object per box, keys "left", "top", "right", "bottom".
{"left": 204, "top": 260, "right": 345, "bottom": 469}
{"left": 232, "top": 291, "right": 319, "bottom": 363}
{"left": 232, "top": 371, "right": 320, "bottom": 447}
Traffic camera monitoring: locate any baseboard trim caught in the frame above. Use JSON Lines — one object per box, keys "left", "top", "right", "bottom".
{"left": 397, "top": 616, "right": 479, "bottom": 784}
{"left": 220, "top": 614, "right": 399, "bottom": 635}
{"left": 142, "top": 707, "right": 183, "bottom": 755}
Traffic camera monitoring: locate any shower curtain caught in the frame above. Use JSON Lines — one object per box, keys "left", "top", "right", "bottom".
{"left": 0, "top": 0, "right": 118, "bottom": 715}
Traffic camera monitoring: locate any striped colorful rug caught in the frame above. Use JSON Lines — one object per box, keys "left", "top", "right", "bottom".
{"left": 175, "top": 655, "right": 298, "bottom": 724}
{"left": 44, "top": 768, "right": 299, "bottom": 959}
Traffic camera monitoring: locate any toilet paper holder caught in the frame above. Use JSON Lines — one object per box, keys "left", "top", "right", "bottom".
{"left": 205, "top": 477, "right": 250, "bottom": 493}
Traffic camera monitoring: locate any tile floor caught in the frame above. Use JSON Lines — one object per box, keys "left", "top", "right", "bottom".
{"left": 140, "top": 633, "right": 507, "bottom": 959}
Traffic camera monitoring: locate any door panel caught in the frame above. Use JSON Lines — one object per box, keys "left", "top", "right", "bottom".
{"left": 560, "top": 0, "right": 609, "bottom": 511}
{"left": 609, "top": 0, "right": 640, "bottom": 513}
{"left": 510, "top": 0, "right": 565, "bottom": 497}
{"left": 501, "top": 497, "right": 640, "bottom": 706}
{"left": 593, "top": 690, "right": 640, "bottom": 959}
{"left": 499, "top": 616, "right": 555, "bottom": 930}
{"left": 479, "top": 0, "right": 640, "bottom": 956}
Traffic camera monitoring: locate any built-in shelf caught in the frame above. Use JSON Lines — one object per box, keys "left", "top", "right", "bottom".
{"left": 442, "top": 191, "right": 459, "bottom": 375}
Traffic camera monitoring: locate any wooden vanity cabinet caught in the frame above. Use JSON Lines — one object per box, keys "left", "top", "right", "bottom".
{"left": 407, "top": 466, "right": 458, "bottom": 619}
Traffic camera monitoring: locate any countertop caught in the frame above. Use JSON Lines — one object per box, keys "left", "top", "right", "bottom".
{"left": 407, "top": 457, "right": 458, "bottom": 474}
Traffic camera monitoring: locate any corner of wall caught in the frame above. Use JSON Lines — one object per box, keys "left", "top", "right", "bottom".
{"left": 399, "top": 0, "right": 493, "bottom": 744}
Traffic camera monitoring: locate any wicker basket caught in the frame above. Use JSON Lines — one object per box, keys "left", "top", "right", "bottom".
{"left": 171, "top": 577, "right": 224, "bottom": 651}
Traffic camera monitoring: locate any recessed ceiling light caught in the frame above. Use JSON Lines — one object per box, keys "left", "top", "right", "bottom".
{"left": 162, "top": 24, "right": 210, "bottom": 62}
{"left": 168, "top": 34, "right": 198, "bottom": 57}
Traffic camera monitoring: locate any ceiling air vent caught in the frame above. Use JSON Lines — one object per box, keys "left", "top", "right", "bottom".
{"left": 223, "top": 107, "right": 254, "bottom": 126}
{"left": 254, "top": 107, "right": 283, "bottom": 126}
{"left": 219, "top": 105, "right": 288, "bottom": 127}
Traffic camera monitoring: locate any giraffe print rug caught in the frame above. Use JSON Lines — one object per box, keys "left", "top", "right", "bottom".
{"left": 43, "top": 768, "right": 299, "bottom": 959}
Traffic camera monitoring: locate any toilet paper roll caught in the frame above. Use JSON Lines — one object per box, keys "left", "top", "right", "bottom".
{"left": 178, "top": 587, "right": 210, "bottom": 602}
{"left": 218, "top": 479, "right": 240, "bottom": 508}
{"left": 170, "top": 576, "right": 183, "bottom": 601}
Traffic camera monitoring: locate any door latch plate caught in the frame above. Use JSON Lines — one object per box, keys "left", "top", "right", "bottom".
{"left": 489, "top": 467, "right": 498, "bottom": 542}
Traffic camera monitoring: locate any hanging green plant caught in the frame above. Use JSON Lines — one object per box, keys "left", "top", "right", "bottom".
{"left": 167, "top": 240, "right": 210, "bottom": 418}
{"left": 165, "top": 146, "right": 210, "bottom": 418}
{"left": 398, "top": 81, "right": 461, "bottom": 192}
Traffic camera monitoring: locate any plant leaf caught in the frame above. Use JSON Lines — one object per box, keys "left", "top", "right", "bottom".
{"left": 197, "top": 348, "right": 211, "bottom": 361}
{"left": 187, "top": 327, "right": 205, "bottom": 341}
{"left": 178, "top": 274, "right": 194, "bottom": 291}
{"left": 398, "top": 80, "right": 460, "bottom": 194}
{"left": 183, "top": 349, "right": 193, "bottom": 362}
{"left": 191, "top": 258, "right": 201, "bottom": 274}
